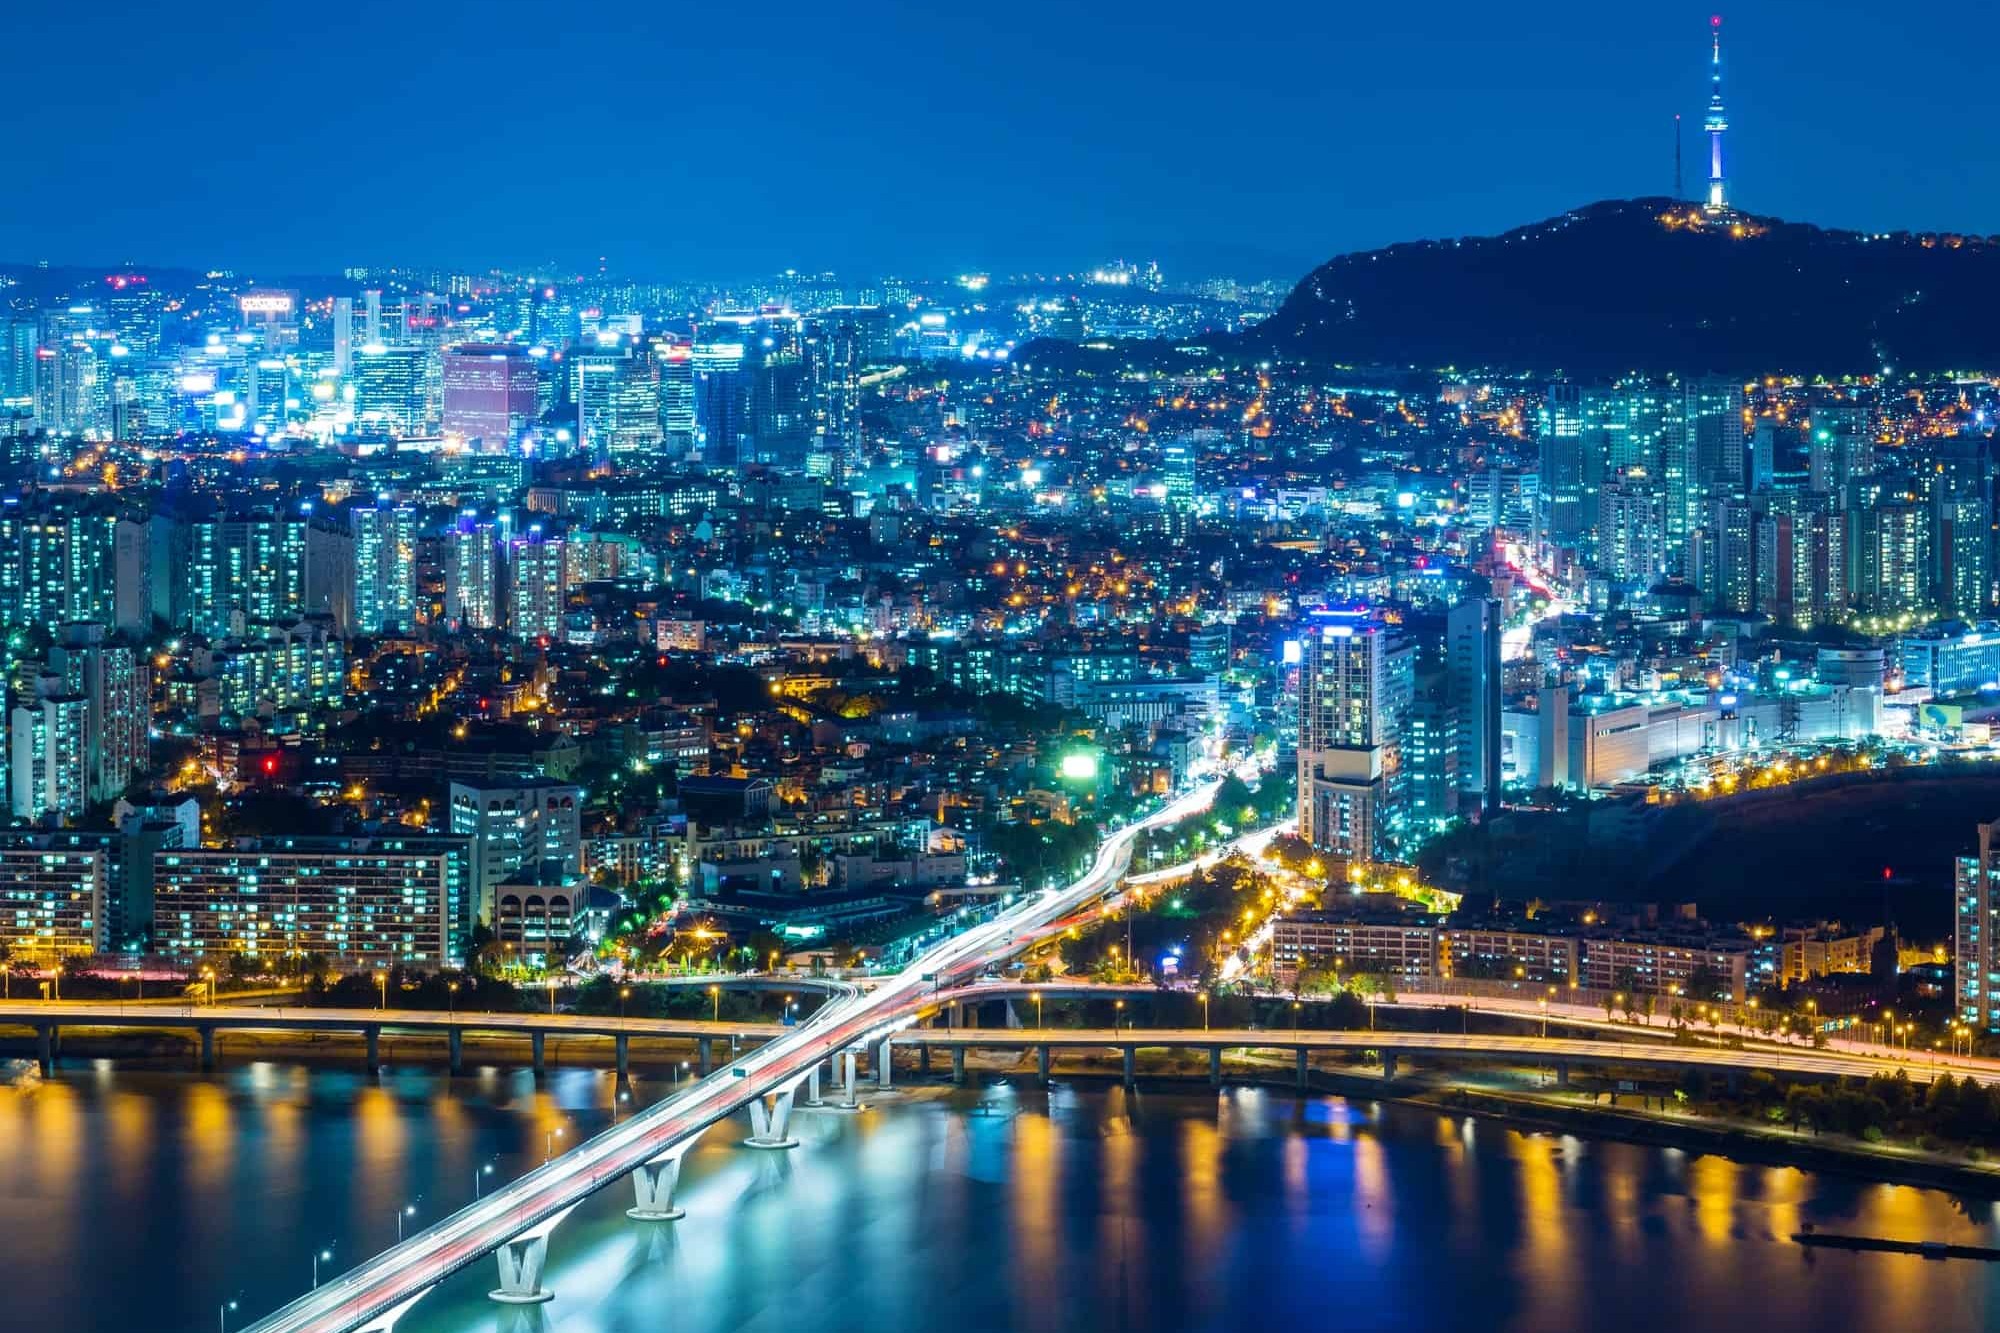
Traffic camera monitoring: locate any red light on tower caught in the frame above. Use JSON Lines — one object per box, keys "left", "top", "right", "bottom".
{"left": 1711, "top": 14, "right": 1722, "bottom": 26}
{"left": 262, "top": 755, "right": 279, "bottom": 776}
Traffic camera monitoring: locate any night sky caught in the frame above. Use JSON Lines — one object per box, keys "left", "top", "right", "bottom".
{"left": 8, "top": 0, "right": 1992, "bottom": 280}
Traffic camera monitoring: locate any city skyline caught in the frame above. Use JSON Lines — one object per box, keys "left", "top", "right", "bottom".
{"left": 8, "top": 1, "right": 1997, "bottom": 279}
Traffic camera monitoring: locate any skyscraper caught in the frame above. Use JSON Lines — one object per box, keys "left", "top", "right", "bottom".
{"left": 442, "top": 345, "right": 539, "bottom": 449}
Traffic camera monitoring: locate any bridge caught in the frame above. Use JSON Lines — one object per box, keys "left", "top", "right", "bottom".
{"left": 0, "top": 1001, "right": 790, "bottom": 1079}
{"left": 230, "top": 777, "right": 1229, "bottom": 1333}
{"left": 887, "top": 1025, "right": 1949, "bottom": 1088}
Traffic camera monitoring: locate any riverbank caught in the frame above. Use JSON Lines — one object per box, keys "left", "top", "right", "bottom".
{"left": 1403, "top": 1084, "right": 2000, "bottom": 1197}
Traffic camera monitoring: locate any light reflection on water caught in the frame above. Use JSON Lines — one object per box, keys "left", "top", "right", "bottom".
{"left": 4, "top": 1058, "right": 2000, "bottom": 1333}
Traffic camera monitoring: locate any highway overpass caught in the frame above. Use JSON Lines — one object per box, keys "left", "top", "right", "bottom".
{"left": 230, "top": 777, "right": 1230, "bottom": 1333}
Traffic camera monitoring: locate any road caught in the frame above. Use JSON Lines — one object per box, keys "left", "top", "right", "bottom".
{"left": 237, "top": 777, "right": 1227, "bottom": 1333}
{"left": 0, "top": 1002, "right": 788, "bottom": 1041}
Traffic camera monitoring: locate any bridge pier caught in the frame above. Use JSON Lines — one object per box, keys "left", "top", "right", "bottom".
{"left": 876, "top": 1038, "right": 894, "bottom": 1090}
{"left": 1122, "top": 1046, "right": 1136, "bottom": 1086}
{"left": 364, "top": 1025, "right": 380, "bottom": 1071}
{"left": 744, "top": 1086, "right": 801, "bottom": 1149}
{"left": 918, "top": 1044, "right": 931, "bottom": 1078}
{"left": 615, "top": 1033, "right": 629, "bottom": 1080}
{"left": 628, "top": 1144, "right": 690, "bottom": 1221}
{"left": 838, "top": 1049, "right": 866, "bottom": 1111}
{"left": 698, "top": 1037, "right": 713, "bottom": 1076}
{"left": 34, "top": 1024, "right": 53, "bottom": 1076}
{"left": 1296, "top": 1048, "right": 1308, "bottom": 1089}
{"left": 1209, "top": 1047, "right": 1222, "bottom": 1087}
{"left": 1380, "top": 1050, "right": 1398, "bottom": 1083}
{"left": 199, "top": 1025, "right": 217, "bottom": 1073}
{"left": 531, "top": 1031, "right": 545, "bottom": 1075}
{"left": 1038, "top": 1044, "right": 1051, "bottom": 1084}
{"left": 489, "top": 1204, "right": 577, "bottom": 1305}
{"left": 1555, "top": 1059, "right": 1570, "bottom": 1088}
{"left": 448, "top": 1028, "right": 463, "bottom": 1075}
{"left": 951, "top": 1047, "right": 966, "bottom": 1084}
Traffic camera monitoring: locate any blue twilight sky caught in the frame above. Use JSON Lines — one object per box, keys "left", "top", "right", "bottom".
{"left": 5, "top": 0, "right": 1993, "bottom": 281}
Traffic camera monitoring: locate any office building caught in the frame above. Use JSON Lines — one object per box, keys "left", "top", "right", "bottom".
{"left": 442, "top": 344, "right": 539, "bottom": 448}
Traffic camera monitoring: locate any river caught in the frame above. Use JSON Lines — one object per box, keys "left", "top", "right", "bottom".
{"left": 3, "top": 1057, "right": 1998, "bottom": 1332}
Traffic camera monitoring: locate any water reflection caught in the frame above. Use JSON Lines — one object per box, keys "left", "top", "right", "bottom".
{"left": 4, "top": 1061, "right": 2000, "bottom": 1333}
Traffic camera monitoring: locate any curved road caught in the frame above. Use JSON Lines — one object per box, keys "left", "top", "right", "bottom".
{"left": 237, "top": 778, "right": 1225, "bottom": 1333}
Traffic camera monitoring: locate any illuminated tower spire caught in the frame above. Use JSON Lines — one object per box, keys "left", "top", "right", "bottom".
{"left": 1704, "top": 15, "right": 1729, "bottom": 212}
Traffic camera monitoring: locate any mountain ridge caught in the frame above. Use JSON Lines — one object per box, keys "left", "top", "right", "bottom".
{"left": 1238, "top": 197, "right": 2000, "bottom": 376}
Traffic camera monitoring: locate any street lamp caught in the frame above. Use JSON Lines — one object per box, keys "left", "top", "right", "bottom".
{"left": 474, "top": 1160, "right": 495, "bottom": 1199}
{"left": 1033, "top": 990, "right": 1045, "bottom": 1028}
{"left": 1115, "top": 998, "right": 1125, "bottom": 1033}
{"left": 395, "top": 1201, "right": 418, "bottom": 1243}
{"left": 312, "top": 1245, "right": 334, "bottom": 1289}
{"left": 447, "top": 981, "right": 458, "bottom": 1015}
{"left": 1198, "top": 990, "right": 1210, "bottom": 1031}
{"left": 1291, "top": 1000, "right": 1301, "bottom": 1036}
{"left": 1539, "top": 997, "right": 1549, "bottom": 1039}
{"left": 619, "top": 987, "right": 630, "bottom": 1020}
{"left": 545, "top": 1126, "right": 564, "bottom": 1162}
{"left": 675, "top": 1059, "right": 689, "bottom": 1088}
{"left": 709, "top": 985, "right": 720, "bottom": 1022}
{"left": 548, "top": 976, "right": 557, "bottom": 1016}
{"left": 373, "top": 972, "right": 386, "bottom": 1011}
{"left": 219, "top": 1297, "right": 239, "bottom": 1333}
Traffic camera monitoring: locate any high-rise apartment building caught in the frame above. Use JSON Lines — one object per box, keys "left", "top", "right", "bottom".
{"left": 508, "top": 528, "right": 566, "bottom": 640}
{"left": 446, "top": 512, "right": 502, "bottom": 630}
{"left": 447, "top": 780, "right": 582, "bottom": 926}
{"left": 350, "top": 499, "right": 418, "bottom": 634}
{"left": 1957, "top": 818, "right": 2000, "bottom": 1031}
{"left": 1296, "top": 608, "right": 1412, "bottom": 869}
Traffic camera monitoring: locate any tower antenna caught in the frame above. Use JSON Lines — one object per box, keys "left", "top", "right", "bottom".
{"left": 1674, "top": 114, "right": 1683, "bottom": 200}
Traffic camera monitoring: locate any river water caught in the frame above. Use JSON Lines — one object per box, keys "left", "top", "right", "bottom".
{"left": 4, "top": 1057, "right": 1999, "bottom": 1333}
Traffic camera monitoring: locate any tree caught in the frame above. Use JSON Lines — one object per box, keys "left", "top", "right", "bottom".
{"left": 1685, "top": 965, "right": 1726, "bottom": 1003}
